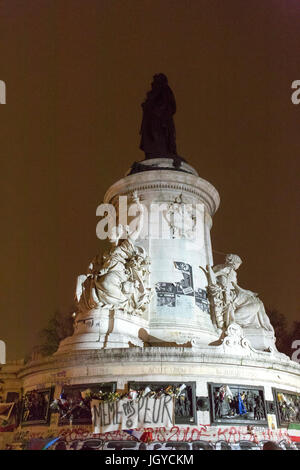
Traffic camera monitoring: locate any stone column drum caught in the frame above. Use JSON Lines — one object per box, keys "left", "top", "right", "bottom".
{"left": 104, "top": 158, "right": 220, "bottom": 346}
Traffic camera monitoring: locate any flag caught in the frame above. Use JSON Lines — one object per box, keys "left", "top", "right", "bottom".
{"left": 287, "top": 423, "right": 300, "bottom": 443}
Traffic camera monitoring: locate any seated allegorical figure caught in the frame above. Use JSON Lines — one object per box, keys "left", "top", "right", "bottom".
{"left": 205, "top": 254, "right": 275, "bottom": 338}
{"left": 75, "top": 192, "right": 152, "bottom": 315}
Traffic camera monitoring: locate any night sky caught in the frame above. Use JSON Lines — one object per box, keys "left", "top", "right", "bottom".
{"left": 1, "top": 1, "right": 299, "bottom": 360}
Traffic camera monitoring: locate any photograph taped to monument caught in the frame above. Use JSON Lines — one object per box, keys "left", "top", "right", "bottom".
{"left": 174, "top": 261, "right": 194, "bottom": 296}
{"left": 155, "top": 283, "right": 176, "bottom": 308}
{"left": 21, "top": 388, "right": 53, "bottom": 426}
{"left": 208, "top": 383, "right": 268, "bottom": 426}
{"left": 272, "top": 388, "right": 300, "bottom": 428}
{"left": 155, "top": 262, "right": 196, "bottom": 318}
{"left": 195, "top": 287, "right": 210, "bottom": 313}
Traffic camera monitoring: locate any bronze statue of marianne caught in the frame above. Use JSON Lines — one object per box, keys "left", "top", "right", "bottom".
{"left": 140, "top": 74, "right": 177, "bottom": 159}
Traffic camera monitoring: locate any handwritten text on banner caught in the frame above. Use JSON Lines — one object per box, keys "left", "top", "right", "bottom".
{"left": 91, "top": 395, "right": 174, "bottom": 433}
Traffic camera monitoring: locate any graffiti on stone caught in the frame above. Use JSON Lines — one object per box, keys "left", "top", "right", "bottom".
{"left": 9, "top": 422, "right": 297, "bottom": 451}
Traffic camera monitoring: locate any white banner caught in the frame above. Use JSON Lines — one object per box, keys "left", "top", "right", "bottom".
{"left": 91, "top": 395, "right": 174, "bottom": 434}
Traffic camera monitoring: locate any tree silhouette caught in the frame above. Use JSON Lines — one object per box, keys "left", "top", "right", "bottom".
{"left": 30, "top": 309, "right": 74, "bottom": 359}
{"left": 267, "top": 309, "right": 300, "bottom": 360}
{"left": 266, "top": 309, "right": 291, "bottom": 356}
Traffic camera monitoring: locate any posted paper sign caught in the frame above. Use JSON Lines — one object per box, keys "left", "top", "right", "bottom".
{"left": 91, "top": 395, "right": 174, "bottom": 433}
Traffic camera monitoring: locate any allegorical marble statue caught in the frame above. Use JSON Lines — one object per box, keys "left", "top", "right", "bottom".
{"left": 203, "top": 254, "right": 275, "bottom": 336}
{"left": 75, "top": 192, "right": 153, "bottom": 315}
{"left": 140, "top": 73, "right": 177, "bottom": 159}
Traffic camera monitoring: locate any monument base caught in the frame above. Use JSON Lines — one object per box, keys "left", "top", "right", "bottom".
{"left": 56, "top": 308, "right": 148, "bottom": 353}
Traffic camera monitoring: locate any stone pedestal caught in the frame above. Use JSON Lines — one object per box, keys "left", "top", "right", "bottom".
{"left": 56, "top": 308, "right": 148, "bottom": 353}
{"left": 242, "top": 327, "right": 277, "bottom": 352}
